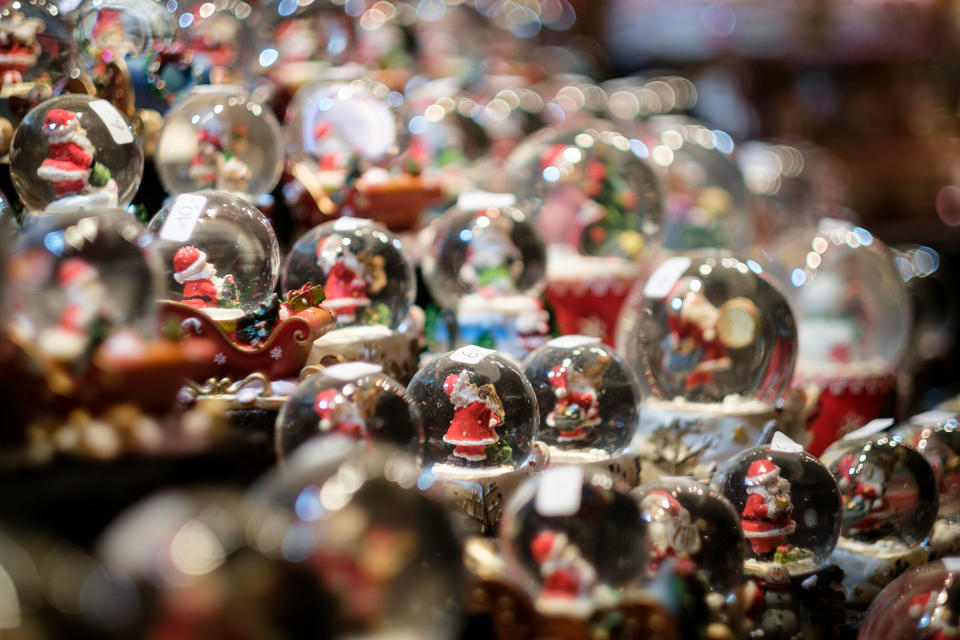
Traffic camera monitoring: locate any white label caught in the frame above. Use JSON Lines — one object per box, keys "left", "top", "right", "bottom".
{"left": 643, "top": 256, "right": 691, "bottom": 299}
{"left": 547, "top": 335, "right": 601, "bottom": 349}
{"left": 457, "top": 190, "right": 516, "bottom": 211}
{"left": 333, "top": 217, "right": 373, "bottom": 232}
{"left": 324, "top": 362, "right": 383, "bottom": 381}
{"left": 89, "top": 99, "right": 134, "bottom": 145}
{"left": 770, "top": 431, "right": 804, "bottom": 453}
{"left": 910, "top": 410, "right": 957, "bottom": 426}
{"left": 945, "top": 557, "right": 960, "bottom": 573}
{"left": 842, "top": 418, "right": 894, "bottom": 441}
{"left": 817, "top": 217, "right": 848, "bottom": 234}
{"left": 535, "top": 466, "right": 583, "bottom": 517}
{"left": 159, "top": 194, "right": 207, "bottom": 242}
{"left": 450, "top": 345, "right": 495, "bottom": 365}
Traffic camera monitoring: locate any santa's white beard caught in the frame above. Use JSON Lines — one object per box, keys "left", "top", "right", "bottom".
{"left": 182, "top": 263, "right": 218, "bottom": 283}
{"left": 747, "top": 482, "right": 791, "bottom": 516}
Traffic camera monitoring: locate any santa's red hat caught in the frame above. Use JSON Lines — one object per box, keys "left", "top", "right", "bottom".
{"left": 745, "top": 459, "right": 781, "bottom": 487}
{"left": 44, "top": 108, "right": 79, "bottom": 134}
{"left": 57, "top": 257, "right": 95, "bottom": 287}
{"left": 548, "top": 364, "right": 569, "bottom": 397}
{"left": 443, "top": 372, "right": 461, "bottom": 397}
{"left": 530, "top": 530, "right": 565, "bottom": 564}
{"left": 198, "top": 129, "right": 223, "bottom": 149}
{"left": 92, "top": 8, "right": 123, "bottom": 42}
{"left": 641, "top": 490, "right": 685, "bottom": 521}
{"left": 173, "top": 245, "right": 207, "bottom": 284}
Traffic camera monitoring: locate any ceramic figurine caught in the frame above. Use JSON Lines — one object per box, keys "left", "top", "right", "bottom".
{"left": 0, "top": 8, "right": 43, "bottom": 85}
{"left": 315, "top": 231, "right": 388, "bottom": 325}
{"left": 530, "top": 529, "right": 598, "bottom": 604}
{"left": 171, "top": 245, "right": 239, "bottom": 310}
{"left": 741, "top": 459, "right": 797, "bottom": 557}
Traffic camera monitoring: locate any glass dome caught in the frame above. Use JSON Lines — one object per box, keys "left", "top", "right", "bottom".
{"left": 860, "top": 560, "right": 960, "bottom": 640}
{"left": 74, "top": 0, "right": 176, "bottom": 67}
{"left": 0, "top": 0, "right": 74, "bottom": 96}
{"left": 900, "top": 423, "right": 960, "bottom": 522}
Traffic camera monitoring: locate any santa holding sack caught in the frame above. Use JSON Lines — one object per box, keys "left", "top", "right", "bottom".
{"left": 740, "top": 459, "right": 797, "bottom": 555}
{"left": 835, "top": 453, "right": 891, "bottom": 535}
{"left": 661, "top": 277, "right": 733, "bottom": 391}
{"left": 172, "top": 245, "right": 238, "bottom": 309}
{"left": 546, "top": 362, "right": 603, "bottom": 443}
{"left": 640, "top": 490, "right": 701, "bottom": 574}
{"left": 314, "top": 388, "right": 368, "bottom": 439}
{"left": 442, "top": 370, "right": 504, "bottom": 462}
{"left": 316, "top": 234, "right": 385, "bottom": 324}
{"left": 529, "top": 529, "right": 597, "bottom": 602}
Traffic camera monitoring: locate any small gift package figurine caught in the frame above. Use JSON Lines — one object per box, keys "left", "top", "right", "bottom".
{"left": 713, "top": 436, "right": 846, "bottom": 639}
{"left": 860, "top": 559, "right": 960, "bottom": 640}
{"left": 522, "top": 335, "right": 641, "bottom": 485}
{"left": 154, "top": 85, "right": 282, "bottom": 198}
{"left": 763, "top": 218, "right": 911, "bottom": 455}
{"left": 620, "top": 251, "right": 804, "bottom": 483}
{"left": 284, "top": 216, "right": 422, "bottom": 382}
{"left": 500, "top": 122, "right": 663, "bottom": 344}
{"left": 10, "top": 94, "right": 143, "bottom": 213}
{"left": 822, "top": 435, "right": 939, "bottom": 607}
{"left": 421, "top": 191, "right": 549, "bottom": 360}
{"left": 275, "top": 361, "right": 423, "bottom": 460}
{"left": 407, "top": 345, "right": 548, "bottom": 533}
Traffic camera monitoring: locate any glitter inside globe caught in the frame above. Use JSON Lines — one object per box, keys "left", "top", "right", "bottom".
{"left": 899, "top": 424, "right": 960, "bottom": 523}
{"left": 421, "top": 192, "right": 546, "bottom": 309}
{"left": 275, "top": 362, "right": 423, "bottom": 460}
{"left": 407, "top": 345, "right": 538, "bottom": 470}
{"left": 155, "top": 85, "right": 282, "bottom": 196}
{"left": 499, "top": 466, "right": 647, "bottom": 609}
{"left": 144, "top": 190, "right": 279, "bottom": 315}
{"left": 827, "top": 436, "right": 938, "bottom": 545}
{"left": 712, "top": 445, "right": 842, "bottom": 579}
{"left": 860, "top": 560, "right": 960, "bottom": 640}
{"left": 75, "top": 0, "right": 176, "bottom": 66}
{"left": 10, "top": 94, "right": 143, "bottom": 212}
{"left": 762, "top": 218, "right": 911, "bottom": 379}
{"left": 522, "top": 335, "right": 640, "bottom": 455}
{"left": 636, "top": 115, "right": 751, "bottom": 251}
{"left": 618, "top": 251, "right": 797, "bottom": 404}
{"left": 0, "top": 0, "right": 74, "bottom": 98}
{"left": 633, "top": 477, "right": 744, "bottom": 593}
{"left": 282, "top": 217, "right": 415, "bottom": 329}
{"left": 5, "top": 208, "right": 162, "bottom": 365}
{"left": 502, "top": 121, "right": 663, "bottom": 259}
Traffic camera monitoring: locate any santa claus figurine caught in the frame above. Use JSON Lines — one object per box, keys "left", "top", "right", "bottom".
{"left": 835, "top": 454, "right": 891, "bottom": 536}
{"left": 172, "top": 245, "right": 238, "bottom": 309}
{"left": 316, "top": 234, "right": 385, "bottom": 324}
{"left": 314, "top": 388, "right": 367, "bottom": 439}
{"left": 189, "top": 129, "right": 222, "bottom": 188}
{"left": 909, "top": 584, "right": 960, "bottom": 640}
{"left": 640, "top": 490, "right": 701, "bottom": 574}
{"left": 36, "top": 108, "right": 116, "bottom": 206}
{"left": 661, "top": 277, "right": 732, "bottom": 391}
{"left": 442, "top": 370, "right": 504, "bottom": 462}
{"left": 0, "top": 9, "right": 44, "bottom": 85}
{"left": 741, "top": 459, "right": 797, "bottom": 555}
{"left": 458, "top": 213, "right": 522, "bottom": 297}
{"left": 39, "top": 257, "right": 112, "bottom": 360}
{"left": 546, "top": 361, "right": 603, "bottom": 443}
{"left": 529, "top": 529, "right": 597, "bottom": 602}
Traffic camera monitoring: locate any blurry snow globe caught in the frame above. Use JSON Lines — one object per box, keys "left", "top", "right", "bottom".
{"left": 859, "top": 560, "right": 960, "bottom": 640}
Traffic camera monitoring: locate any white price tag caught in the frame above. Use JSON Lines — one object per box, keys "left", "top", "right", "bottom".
{"left": 842, "top": 418, "right": 894, "bottom": 441}
{"left": 909, "top": 410, "right": 957, "bottom": 426}
{"left": 324, "top": 362, "right": 383, "bottom": 381}
{"left": 450, "top": 345, "right": 495, "bottom": 365}
{"left": 643, "top": 256, "right": 691, "bottom": 299}
{"left": 457, "top": 190, "right": 516, "bottom": 211}
{"left": 159, "top": 194, "right": 207, "bottom": 242}
{"left": 547, "top": 335, "right": 601, "bottom": 349}
{"left": 333, "top": 217, "right": 373, "bottom": 232}
{"left": 535, "top": 466, "right": 583, "bottom": 517}
{"left": 89, "top": 99, "right": 134, "bottom": 145}
{"left": 770, "top": 431, "right": 804, "bottom": 453}
{"left": 945, "top": 557, "right": 960, "bottom": 573}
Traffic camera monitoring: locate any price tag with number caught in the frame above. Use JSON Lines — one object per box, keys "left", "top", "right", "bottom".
{"left": 842, "top": 418, "right": 894, "bottom": 441}
{"left": 450, "top": 345, "right": 495, "bottom": 365}
{"left": 770, "top": 431, "right": 804, "bottom": 453}
{"left": 535, "top": 466, "right": 583, "bottom": 517}
{"left": 160, "top": 194, "right": 207, "bottom": 242}
{"left": 89, "top": 99, "right": 134, "bottom": 145}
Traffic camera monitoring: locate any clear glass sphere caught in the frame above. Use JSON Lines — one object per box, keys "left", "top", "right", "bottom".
{"left": 174, "top": 0, "right": 260, "bottom": 86}
{"left": 275, "top": 362, "right": 423, "bottom": 459}
{"left": 827, "top": 436, "right": 938, "bottom": 545}
{"left": 502, "top": 121, "right": 663, "bottom": 260}
{"left": 712, "top": 445, "right": 843, "bottom": 579}
{"left": 636, "top": 115, "right": 752, "bottom": 251}
{"left": 74, "top": 0, "right": 176, "bottom": 65}
{"left": 155, "top": 85, "right": 283, "bottom": 196}
{"left": 252, "top": 439, "right": 464, "bottom": 639}
{"left": 500, "top": 467, "right": 647, "bottom": 605}
{"left": 144, "top": 190, "right": 279, "bottom": 314}
{"left": 762, "top": 219, "right": 911, "bottom": 378}
{"left": 522, "top": 335, "right": 640, "bottom": 454}
{"left": 899, "top": 424, "right": 960, "bottom": 523}
{"left": 5, "top": 208, "right": 162, "bottom": 365}
{"left": 860, "top": 560, "right": 960, "bottom": 640}
{"left": 407, "top": 345, "right": 538, "bottom": 470}
{"left": 10, "top": 94, "right": 143, "bottom": 212}
{"left": 619, "top": 251, "right": 797, "bottom": 404}
{"left": 633, "top": 477, "right": 744, "bottom": 593}
{"left": 420, "top": 194, "right": 546, "bottom": 309}
{"left": 259, "top": 0, "right": 355, "bottom": 69}
{"left": 282, "top": 217, "right": 414, "bottom": 329}
{"left": 0, "top": 0, "right": 74, "bottom": 93}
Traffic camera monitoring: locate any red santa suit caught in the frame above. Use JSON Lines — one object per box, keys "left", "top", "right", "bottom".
{"left": 640, "top": 490, "right": 701, "bottom": 575}
{"left": 173, "top": 245, "right": 220, "bottom": 309}
{"left": 909, "top": 591, "right": 960, "bottom": 640}
{"left": 314, "top": 388, "right": 367, "bottom": 439}
{"left": 546, "top": 364, "right": 601, "bottom": 443}
{"left": 317, "top": 236, "right": 370, "bottom": 323}
{"left": 442, "top": 371, "right": 502, "bottom": 462}
{"left": 0, "top": 12, "right": 42, "bottom": 85}
{"left": 36, "top": 109, "right": 95, "bottom": 198}
{"left": 835, "top": 454, "right": 890, "bottom": 534}
{"left": 530, "top": 530, "right": 597, "bottom": 601}
{"left": 56, "top": 258, "right": 99, "bottom": 334}
{"left": 741, "top": 459, "right": 796, "bottom": 555}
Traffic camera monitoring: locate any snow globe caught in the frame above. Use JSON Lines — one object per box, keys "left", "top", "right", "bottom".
{"left": 154, "top": 85, "right": 282, "bottom": 197}
{"left": 499, "top": 466, "right": 647, "bottom": 618}
{"left": 9, "top": 94, "right": 143, "bottom": 213}
{"left": 824, "top": 436, "right": 938, "bottom": 607}
{"left": 75, "top": 0, "right": 175, "bottom": 68}
{"left": 285, "top": 217, "right": 422, "bottom": 383}
{"left": 762, "top": 218, "right": 910, "bottom": 455}
{"left": 407, "top": 345, "right": 548, "bottom": 533}
{"left": 860, "top": 559, "right": 960, "bottom": 640}
{"left": 522, "top": 335, "right": 641, "bottom": 485}
{"left": 173, "top": 0, "right": 260, "bottom": 88}
{"left": 633, "top": 477, "right": 744, "bottom": 594}
{"left": 620, "top": 251, "right": 803, "bottom": 482}
{"left": 252, "top": 438, "right": 465, "bottom": 639}
{"left": 144, "top": 191, "right": 333, "bottom": 379}
{"left": 420, "top": 191, "right": 548, "bottom": 360}
{"left": 275, "top": 362, "right": 423, "bottom": 460}
{"left": 500, "top": 121, "right": 663, "bottom": 344}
